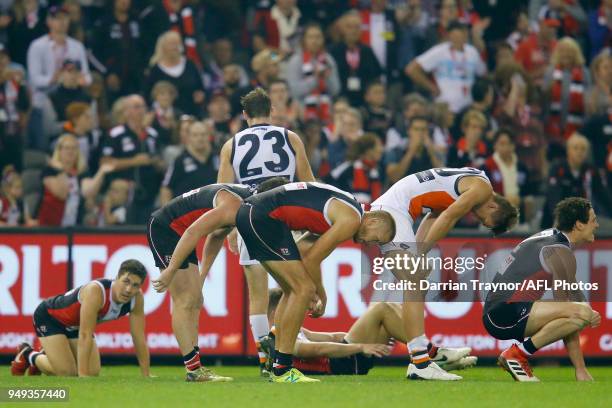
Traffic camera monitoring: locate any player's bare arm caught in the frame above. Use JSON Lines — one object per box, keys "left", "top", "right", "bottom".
{"left": 301, "top": 327, "right": 347, "bottom": 342}
{"left": 128, "top": 292, "right": 151, "bottom": 377}
{"left": 217, "top": 139, "right": 235, "bottom": 183}
{"left": 152, "top": 190, "right": 241, "bottom": 292}
{"left": 421, "top": 178, "right": 492, "bottom": 254}
{"left": 302, "top": 201, "right": 362, "bottom": 317}
{"left": 288, "top": 131, "right": 315, "bottom": 182}
{"left": 295, "top": 341, "right": 391, "bottom": 359}
{"left": 77, "top": 283, "right": 103, "bottom": 377}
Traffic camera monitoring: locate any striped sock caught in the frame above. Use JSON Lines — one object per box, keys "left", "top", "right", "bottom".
{"left": 28, "top": 351, "right": 43, "bottom": 367}
{"left": 255, "top": 341, "right": 267, "bottom": 366}
{"left": 183, "top": 347, "right": 201, "bottom": 372}
{"left": 408, "top": 335, "right": 431, "bottom": 368}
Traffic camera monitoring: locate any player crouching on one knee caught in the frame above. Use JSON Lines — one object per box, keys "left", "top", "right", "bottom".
{"left": 483, "top": 197, "right": 601, "bottom": 382}
{"left": 11, "top": 260, "right": 151, "bottom": 377}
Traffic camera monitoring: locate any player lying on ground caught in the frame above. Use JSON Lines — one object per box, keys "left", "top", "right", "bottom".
{"left": 483, "top": 197, "right": 601, "bottom": 382}
{"left": 148, "top": 178, "right": 288, "bottom": 382}
{"left": 11, "top": 260, "right": 150, "bottom": 377}
{"left": 260, "top": 288, "right": 477, "bottom": 375}
{"left": 236, "top": 181, "right": 396, "bottom": 382}
{"left": 370, "top": 167, "right": 518, "bottom": 380}
{"left": 217, "top": 87, "right": 316, "bottom": 375}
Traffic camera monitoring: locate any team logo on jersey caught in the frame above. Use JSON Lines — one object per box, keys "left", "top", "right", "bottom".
{"left": 39, "top": 325, "right": 47, "bottom": 333}
{"left": 280, "top": 248, "right": 290, "bottom": 256}
{"left": 285, "top": 182, "right": 307, "bottom": 191}
{"left": 164, "top": 255, "right": 172, "bottom": 265}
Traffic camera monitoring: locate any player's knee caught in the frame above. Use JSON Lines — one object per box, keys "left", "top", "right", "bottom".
{"left": 55, "top": 366, "right": 77, "bottom": 376}
{"left": 295, "top": 279, "right": 316, "bottom": 300}
{"left": 172, "top": 291, "right": 203, "bottom": 310}
{"left": 370, "top": 302, "right": 391, "bottom": 315}
{"left": 569, "top": 303, "right": 593, "bottom": 329}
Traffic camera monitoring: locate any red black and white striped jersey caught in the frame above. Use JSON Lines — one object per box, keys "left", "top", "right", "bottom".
{"left": 245, "top": 182, "right": 363, "bottom": 235}
{"left": 152, "top": 183, "right": 252, "bottom": 234}
{"left": 43, "top": 279, "right": 135, "bottom": 328}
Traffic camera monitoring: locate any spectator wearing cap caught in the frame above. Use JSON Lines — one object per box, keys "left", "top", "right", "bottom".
{"left": 286, "top": 22, "right": 340, "bottom": 125}
{"left": 325, "top": 132, "right": 383, "bottom": 205}
{"left": 160, "top": 120, "right": 218, "bottom": 205}
{"left": 26, "top": 5, "right": 91, "bottom": 102}
{"left": 6, "top": 0, "right": 46, "bottom": 67}
{"left": 514, "top": 13, "right": 558, "bottom": 85}
{"left": 330, "top": 10, "right": 382, "bottom": 107}
{"left": 90, "top": 0, "right": 145, "bottom": 101}
{"left": 406, "top": 20, "right": 486, "bottom": 113}
{"left": 536, "top": 0, "right": 586, "bottom": 39}
{"left": 49, "top": 59, "right": 91, "bottom": 122}
{"left": 586, "top": 51, "right": 612, "bottom": 116}
{"left": 588, "top": 0, "right": 612, "bottom": 59}
{"left": 99, "top": 94, "right": 165, "bottom": 224}
{"left": 144, "top": 31, "right": 205, "bottom": 116}
{"left": 0, "top": 45, "right": 29, "bottom": 172}
{"left": 543, "top": 37, "right": 590, "bottom": 144}
{"left": 252, "top": 0, "right": 303, "bottom": 57}
{"left": 26, "top": 5, "right": 91, "bottom": 150}
{"left": 541, "top": 132, "right": 612, "bottom": 227}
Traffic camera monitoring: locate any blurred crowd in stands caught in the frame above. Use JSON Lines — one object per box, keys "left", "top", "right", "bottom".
{"left": 0, "top": 0, "right": 611, "bottom": 232}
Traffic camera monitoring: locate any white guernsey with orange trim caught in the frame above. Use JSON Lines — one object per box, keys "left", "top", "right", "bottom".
{"left": 370, "top": 167, "right": 490, "bottom": 253}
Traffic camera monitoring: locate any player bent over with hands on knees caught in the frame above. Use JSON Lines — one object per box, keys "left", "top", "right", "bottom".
{"left": 483, "top": 197, "right": 601, "bottom": 382}
{"left": 148, "top": 179, "right": 287, "bottom": 382}
{"left": 261, "top": 289, "right": 477, "bottom": 376}
{"left": 235, "top": 181, "right": 395, "bottom": 382}
{"left": 370, "top": 167, "right": 519, "bottom": 380}
{"left": 11, "top": 260, "right": 151, "bottom": 377}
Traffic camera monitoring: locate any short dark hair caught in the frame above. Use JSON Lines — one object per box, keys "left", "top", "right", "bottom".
{"left": 268, "top": 78, "right": 289, "bottom": 89}
{"left": 408, "top": 115, "right": 429, "bottom": 128}
{"left": 491, "top": 194, "right": 519, "bottom": 235}
{"left": 117, "top": 259, "right": 147, "bottom": 282}
{"left": 241, "top": 87, "right": 271, "bottom": 118}
{"left": 554, "top": 197, "right": 592, "bottom": 232}
{"left": 471, "top": 78, "right": 492, "bottom": 102}
{"left": 256, "top": 177, "right": 290, "bottom": 193}
{"left": 347, "top": 132, "right": 379, "bottom": 161}
{"left": 268, "top": 288, "right": 283, "bottom": 316}
{"left": 493, "top": 128, "right": 515, "bottom": 144}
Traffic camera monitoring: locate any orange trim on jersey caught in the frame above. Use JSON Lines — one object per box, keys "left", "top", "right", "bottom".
{"left": 408, "top": 191, "right": 456, "bottom": 220}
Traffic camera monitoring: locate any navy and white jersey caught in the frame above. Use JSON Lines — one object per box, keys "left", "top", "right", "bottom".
{"left": 244, "top": 182, "right": 363, "bottom": 235}
{"left": 152, "top": 183, "right": 252, "bottom": 234}
{"left": 42, "top": 279, "right": 135, "bottom": 328}
{"left": 231, "top": 124, "right": 297, "bottom": 188}
{"left": 484, "top": 228, "right": 572, "bottom": 310}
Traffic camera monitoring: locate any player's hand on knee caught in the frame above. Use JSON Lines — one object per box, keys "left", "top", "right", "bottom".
{"left": 152, "top": 268, "right": 176, "bottom": 293}
{"left": 309, "top": 294, "right": 326, "bottom": 318}
{"left": 227, "top": 229, "right": 239, "bottom": 254}
{"left": 590, "top": 310, "right": 601, "bottom": 328}
{"left": 361, "top": 343, "right": 392, "bottom": 357}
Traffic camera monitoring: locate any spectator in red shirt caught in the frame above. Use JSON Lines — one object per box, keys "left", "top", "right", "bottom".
{"left": 514, "top": 15, "right": 559, "bottom": 85}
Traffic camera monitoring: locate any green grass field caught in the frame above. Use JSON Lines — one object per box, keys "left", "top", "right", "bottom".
{"left": 1, "top": 365, "right": 611, "bottom": 407}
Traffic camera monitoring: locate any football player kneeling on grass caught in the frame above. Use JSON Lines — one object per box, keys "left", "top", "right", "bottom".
{"left": 483, "top": 197, "right": 601, "bottom": 382}
{"left": 11, "top": 260, "right": 151, "bottom": 377}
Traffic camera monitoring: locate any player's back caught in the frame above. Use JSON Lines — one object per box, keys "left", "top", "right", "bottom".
{"left": 373, "top": 167, "right": 490, "bottom": 220}
{"left": 231, "top": 124, "right": 297, "bottom": 188}
{"left": 484, "top": 228, "right": 572, "bottom": 309}
{"left": 153, "top": 184, "right": 251, "bottom": 233}
{"left": 245, "top": 182, "right": 363, "bottom": 234}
